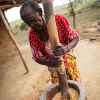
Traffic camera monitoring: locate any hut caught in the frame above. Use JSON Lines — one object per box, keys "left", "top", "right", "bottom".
{"left": 0, "top": 0, "right": 41, "bottom": 72}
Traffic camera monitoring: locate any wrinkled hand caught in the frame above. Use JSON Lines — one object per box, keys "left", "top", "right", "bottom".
{"left": 53, "top": 44, "right": 70, "bottom": 56}
{"left": 47, "top": 56, "right": 63, "bottom": 67}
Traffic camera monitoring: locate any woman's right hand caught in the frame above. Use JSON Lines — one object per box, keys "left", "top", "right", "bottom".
{"left": 47, "top": 56, "right": 63, "bottom": 67}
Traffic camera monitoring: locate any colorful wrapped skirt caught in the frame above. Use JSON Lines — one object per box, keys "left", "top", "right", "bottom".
{"left": 48, "top": 49, "right": 82, "bottom": 84}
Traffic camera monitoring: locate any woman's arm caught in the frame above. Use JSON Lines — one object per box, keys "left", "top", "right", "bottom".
{"left": 53, "top": 36, "right": 79, "bottom": 56}
{"left": 36, "top": 37, "right": 79, "bottom": 66}
{"left": 67, "top": 36, "right": 79, "bottom": 50}
{"left": 36, "top": 57, "right": 48, "bottom": 66}
{"left": 36, "top": 56, "right": 63, "bottom": 67}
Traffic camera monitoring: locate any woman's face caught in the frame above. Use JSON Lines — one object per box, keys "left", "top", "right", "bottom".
{"left": 21, "top": 9, "right": 44, "bottom": 31}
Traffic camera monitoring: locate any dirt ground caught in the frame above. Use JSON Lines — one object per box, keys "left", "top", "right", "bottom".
{"left": 0, "top": 39, "right": 100, "bottom": 100}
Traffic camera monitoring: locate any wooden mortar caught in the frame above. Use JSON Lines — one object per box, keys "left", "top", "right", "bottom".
{"left": 40, "top": 80, "right": 87, "bottom": 100}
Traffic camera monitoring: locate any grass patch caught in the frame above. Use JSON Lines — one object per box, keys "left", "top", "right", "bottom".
{"left": 78, "top": 11, "right": 82, "bottom": 14}
{"left": 14, "top": 31, "right": 18, "bottom": 35}
{"left": 77, "top": 20, "right": 88, "bottom": 25}
{"left": 91, "top": 4, "right": 100, "bottom": 9}
{"left": 82, "top": 8, "right": 92, "bottom": 12}
{"left": 66, "top": 8, "right": 100, "bottom": 26}
{"left": 96, "top": 16, "right": 100, "bottom": 20}
{"left": 10, "top": 19, "right": 23, "bottom": 26}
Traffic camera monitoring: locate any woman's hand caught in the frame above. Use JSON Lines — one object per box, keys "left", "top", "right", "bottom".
{"left": 53, "top": 44, "right": 70, "bottom": 56}
{"left": 47, "top": 56, "right": 63, "bottom": 67}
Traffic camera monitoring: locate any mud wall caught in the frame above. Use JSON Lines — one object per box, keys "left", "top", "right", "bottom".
{"left": 0, "top": 14, "right": 16, "bottom": 62}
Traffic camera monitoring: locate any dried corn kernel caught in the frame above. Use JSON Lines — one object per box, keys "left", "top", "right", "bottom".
{"left": 52, "top": 88, "right": 79, "bottom": 100}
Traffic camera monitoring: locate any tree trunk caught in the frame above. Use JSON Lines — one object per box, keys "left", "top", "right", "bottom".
{"left": 69, "top": 0, "right": 76, "bottom": 29}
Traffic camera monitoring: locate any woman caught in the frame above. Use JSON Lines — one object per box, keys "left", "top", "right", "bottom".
{"left": 20, "top": 0, "right": 82, "bottom": 83}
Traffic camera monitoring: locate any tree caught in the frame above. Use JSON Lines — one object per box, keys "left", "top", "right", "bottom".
{"left": 20, "top": 22, "right": 29, "bottom": 31}
{"left": 68, "top": 0, "right": 82, "bottom": 29}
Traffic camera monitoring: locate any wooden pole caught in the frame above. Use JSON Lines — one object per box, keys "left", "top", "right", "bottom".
{"left": 0, "top": 9, "right": 29, "bottom": 73}
{"left": 42, "top": 0, "right": 70, "bottom": 100}
{"left": 0, "top": 4, "right": 22, "bottom": 10}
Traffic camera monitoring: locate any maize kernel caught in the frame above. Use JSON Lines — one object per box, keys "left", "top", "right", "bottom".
{"left": 52, "top": 88, "right": 79, "bottom": 100}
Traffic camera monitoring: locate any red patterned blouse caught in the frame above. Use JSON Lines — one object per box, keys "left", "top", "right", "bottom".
{"left": 29, "top": 14, "right": 78, "bottom": 61}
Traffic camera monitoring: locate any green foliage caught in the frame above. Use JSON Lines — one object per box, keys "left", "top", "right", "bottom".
{"left": 78, "top": 20, "right": 88, "bottom": 25}
{"left": 91, "top": 4, "right": 100, "bottom": 9}
{"left": 20, "top": 22, "right": 29, "bottom": 31}
{"left": 78, "top": 10, "right": 81, "bottom": 14}
{"left": 67, "top": 14, "right": 71, "bottom": 17}
{"left": 83, "top": 8, "right": 92, "bottom": 12}
{"left": 82, "top": 4, "right": 100, "bottom": 13}
{"left": 67, "top": 12, "right": 76, "bottom": 17}
{"left": 97, "top": 16, "right": 100, "bottom": 20}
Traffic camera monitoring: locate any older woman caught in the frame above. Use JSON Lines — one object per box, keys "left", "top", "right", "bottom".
{"left": 20, "top": 0, "right": 82, "bottom": 84}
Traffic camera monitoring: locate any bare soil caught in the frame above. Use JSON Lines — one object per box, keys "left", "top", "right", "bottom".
{"left": 0, "top": 39, "right": 100, "bottom": 100}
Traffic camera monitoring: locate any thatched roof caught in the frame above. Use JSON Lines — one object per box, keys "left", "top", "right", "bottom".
{"left": 0, "top": 0, "right": 42, "bottom": 10}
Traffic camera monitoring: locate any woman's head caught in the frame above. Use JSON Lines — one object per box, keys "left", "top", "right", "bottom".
{"left": 20, "top": 0, "right": 44, "bottom": 31}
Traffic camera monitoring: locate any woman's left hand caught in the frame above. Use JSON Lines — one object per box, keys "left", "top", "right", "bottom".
{"left": 53, "top": 44, "right": 70, "bottom": 56}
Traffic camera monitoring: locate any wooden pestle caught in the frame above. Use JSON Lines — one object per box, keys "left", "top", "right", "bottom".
{"left": 42, "top": 0, "right": 70, "bottom": 100}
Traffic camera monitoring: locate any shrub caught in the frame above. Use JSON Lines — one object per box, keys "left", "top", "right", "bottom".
{"left": 91, "top": 4, "right": 100, "bottom": 9}
{"left": 95, "top": 5, "right": 100, "bottom": 9}
{"left": 97, "top": 16, "right": 100, "bottom": 20}
{"left": 67, "top": 14, "right": 71, "bottom": 17}
{"left": 20, "top": 22, "right": 29, "bottom": 31}
{"left": 78, "top": 11, "right": 81, "bottom": 14}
